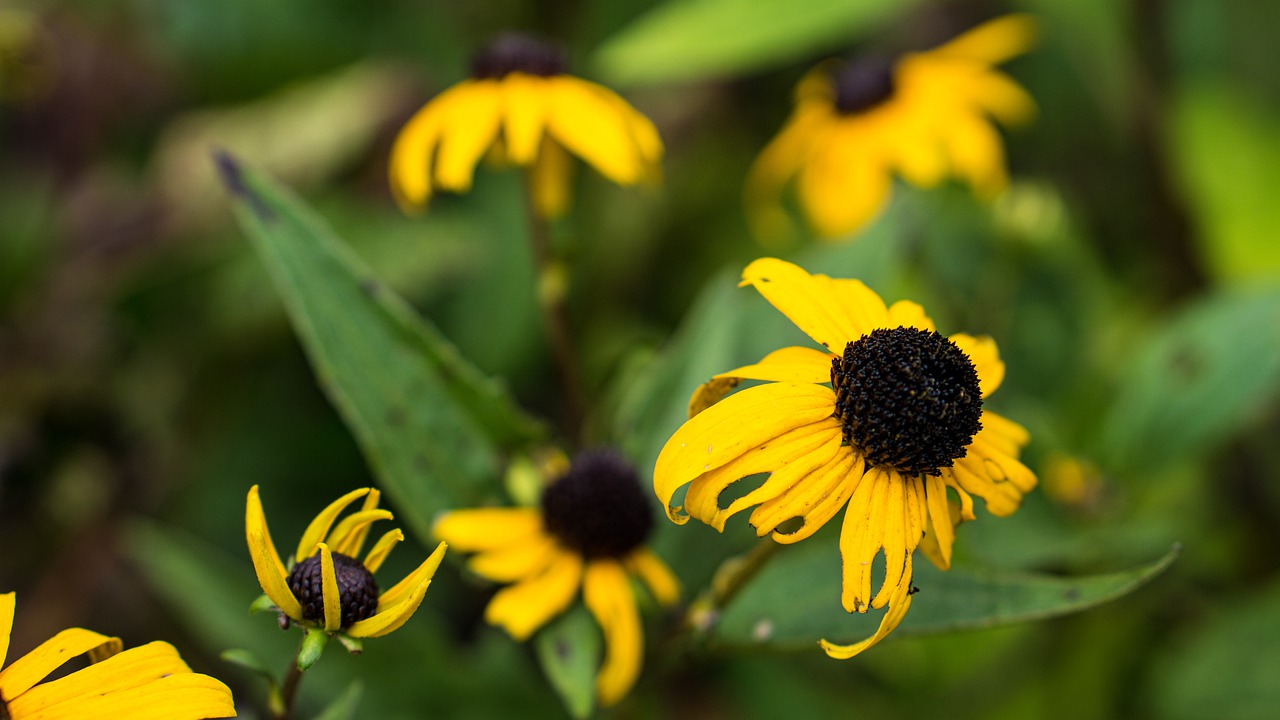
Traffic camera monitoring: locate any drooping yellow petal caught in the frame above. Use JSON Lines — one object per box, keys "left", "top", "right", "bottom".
{"left": 752, "top": 448, "right": 862, "bottom": 543}
{"left": 8, "top": 641, "right": 190, "bottom": 714}
{"left": 529, "top": 137, "right": 574, "bottom": 218}
{"left": 318, "top": 543, "right": 342, "bottom": 632}
{"left": 245, "top": 485, "right": 291, "bottom": 601}
{"left": 655, "top": 382, "right": 838, "bottom": 523}
{"left": 625, "top": 549, "right": 680, "bottom": 606}
{"left": 349, "top": 542, "right": 446, "bottom": 638}
{"left": 964, "top": 68, "right": 1037, "bottom": 126}
{"left": 838, "top": 466, "right": 892, "bottom": 612}
{"left": 583, "top": 561, "right": 643, "bottom": 706}
{"left": 979, "top": 409, "right": 1031, "bottom": 448}
{"left": 12, "top": 667, "right": 236, "bottom": 720}
{"left": 939, "top": 109, "right": 1007, "bottom": 199}
{"left": 296, "top": 488, "right": 371, "bottom": 562}
{"left": 947, "top": 456, "right": 1024, "bottom": 517}
{"left": 0, "top": 628, "right": 120, "bottom": 700}
{"left": 0, "top": 592, "right": 14, "bottom": 668}
{"left": 923, "top": 473, "right": 956, "bottom": 569}
{"left": 820, "top": 554, "right": 915, "bottom": 659}
{"left": 434, "top": 508, "right": 543, "bottom": 551}
{"left": 433, "top": 80, "right": 503, "bottom": 192}
{"left": 684, "top": 418, "right": 844, "bottom": 531}
{"left": 362, "top": 529, "right": 404, "bottom": 574}
{"left": 340, "top": 488, "right": 382, "bottom": 558}
{"left": 886, "top": 300, "right": 936, "bottom": 331}
{"left": 468, "top": 532, "right": 559, "bottom": 583}
{"left": 930, "top": 14, "right": 1039, "bottom": 66}
{"left": 740, "top": 258, "right": 888, "bottom": 353}
{"left": 376, "top": 541, "right": 448, "bottom": 612}
{"left": 949, "top": 333, "right": 1005, "bottom": 397}
{"left": 544, "top": 77, "right": 645, "bottom": 185}
{"left": 744, "top": 101, "right": 831, "bottom": 243}
{"left": 709, "top": 345, "right": 835, "bottom": 386}
{"left": 485, "top": 549, "right": 583, "bottom": 641}
{"left": 967, "top": 435, "right": 1038, "bottom": 495}
{"left": 388, "top": 88, "right": 453, "bottom": 210}
{"left": 327, "top": 510, "right": 394, "bottom": 558}
{"left": 796, "top": 118, "right": 894, "bottom": 238}
{"left": 870, "top": 471, "right": 910, "bottom": 610}
{"left": 500, "top": 73, "right": 550, "bottom": 164}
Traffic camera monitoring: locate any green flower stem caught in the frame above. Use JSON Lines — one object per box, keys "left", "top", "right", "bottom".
{"left": 685, "top": 540, "right": 781, "bottom": 637}
{"left": 521, "top": 175, "right": 588, "bottom": 444}
{"left": 273, "top": 658, "right": 303, "bottom": 720}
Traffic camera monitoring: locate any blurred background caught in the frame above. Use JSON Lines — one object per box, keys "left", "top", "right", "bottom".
{"left": 1, "top": 0, "right": 1278, "bottom": 718}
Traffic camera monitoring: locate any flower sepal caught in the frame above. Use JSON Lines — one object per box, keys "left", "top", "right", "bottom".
{"left": 335, "top": 633, "right": 364, "bottom": 656}
{"left": 248, "top": 593, "right": 277, "bottom": 615}
{"left": 297, "top": 627, "right": 330, "bottom": 672}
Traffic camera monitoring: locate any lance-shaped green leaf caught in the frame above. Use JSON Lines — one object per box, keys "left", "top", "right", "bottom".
{"left": 216, "top": 153, "right": 546, "bottom": 540}
{"left": 712, "top": 541, "right": 1180, "bottom": 650}
{"left": 534, "top": 605, "right": 601, "bottom": 719}
{"left": 593, "top": 0, "right": 920, "bottom": 87}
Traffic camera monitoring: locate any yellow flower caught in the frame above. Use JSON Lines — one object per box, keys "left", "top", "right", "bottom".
{"left": 655, "top": 258, "right": 1036, "bottom": 658}
{"left": 0, "top": 592, "right": 236, "bottom": 719}
{"left": 435, "top": 449, "right": 679, "bottom": 706}
{"left": 390, "top": 33, "right": 662, "bottom": 218}
{"left": 746, "top": 14, "right": 1038, "bottom": 241}
{"left": 245, "top": 485, "right": 446, "bottom": 639}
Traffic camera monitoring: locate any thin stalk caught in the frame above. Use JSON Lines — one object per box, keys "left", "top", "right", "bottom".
{"left": 273, "top": 656, "right": 304, "bottom": 720}
{"left": 684, "top": 540, "right": 781, "bottom": 637}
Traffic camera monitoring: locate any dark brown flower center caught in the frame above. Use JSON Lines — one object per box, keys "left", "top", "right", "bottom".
{"left": 471, "top": 33, "right": 566, "bottom": 79}
{"left": 286, "top": 551, "right": 379, "bottom": 628}
{"left": 541, "top": 448, "right": 654, "bottom": 559}
{"left": 831, "top": 327, "right": 983, "bottom": 476}
{"left": 832, "top": 57, "right": 896, "bottom": 114}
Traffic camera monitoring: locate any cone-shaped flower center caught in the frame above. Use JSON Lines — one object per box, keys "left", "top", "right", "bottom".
{"left": 832, "top": 57, "right": 896, "bottom": 114}
{"left": 287, "top": 552, "right": 379, "bottom": 628}
{"left": 541, "top": 449, "right": 654, "bottom": 559}
{"left": 831, "top": 327, "right": 983, "bottom": 476}
{"left": 471, "top": 33, "right": 566, "bottom": 79}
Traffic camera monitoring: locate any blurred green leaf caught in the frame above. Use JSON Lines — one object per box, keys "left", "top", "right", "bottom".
{"left": 534, "top": 605, "right": 601, "bottom": 719}
{"left": 1097, "top": 287, "right": 1280, "bottom": 474}
{"left": 312, "top": 680, "right": 364, "bottom": 720}
{"left": 713, "top": 541, "right": 1179, "bottom": 650}
{"left": 217, "top": 155, "right": 546, "bottom": 540}
{"left": 221, "top": 648, "right": 277, "bottom": 685}
{"left": 593, "top": 0, "right": 919, "bottom": 86}
{"left": 1147, "top": 581, "right": 1280, "bottom": 720}
{"left": 1170, "top": 85, "right": 1280, "bottom": 283}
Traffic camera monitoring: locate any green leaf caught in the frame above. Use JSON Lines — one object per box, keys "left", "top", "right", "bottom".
{"left": 312, "top": 680, "right": 364, "bottom": 720}
{"left": 593, "top": 0, "right": 920, "bottom": 87}
{"left": 216, "top": 153, "right": 546, "bottom": 541}
{"left": 220, "top": 648, "right": 277, "bottom": 686}
{"left": 713, "top": 541, "right": 1180, "bottom": 650}
{"left": 1097, "top": 287, "right": 1280, "bottom": 474}
{"left": 533, "top": 605, "right": 601, "bottom": 719}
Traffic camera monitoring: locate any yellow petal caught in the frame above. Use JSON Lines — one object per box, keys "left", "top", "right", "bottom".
{"left": 529, "top": 137, "right": 574, "bottom": 218}
{"left": 388, "top": 90, "right": 451, "bottom": 210}
{"left": 362, "top": 529, "right": 404, "bottom": 574}
{"left": 980, "top": 409, "right": 1031, "bottom": 448}
{"left": 0, "top": 628, "right": 120, "bottom": 700}
{"left": 245, "top": 485, "right": 293, "bottom": 610}
{"left": 966, "top": 69, "right": 1037, "bottom": 126}
{"left": 654, "top": 382, "right": 837, "bottom": 523}
{"left": 342, "top": 488, "right": 382, "bottom": 558}
{"left": 838, "top": 466, "right": 892, "bottom": 612}
{"left": 500, "top": 73, "right": 550, "bottom": 164}
{"left": 348, "top": 542, "right": 446, "bottom": 638}
{"left": 949, "top": 333, "right": 1005, "bottom": 397}
{"left": 939, "top": 110, "right": 1007, "bottom": 199}
{"left": 296, "top": 488, "right": 371, "bottom": 562}
{"left": 544, "top": 77, "right": 646, "bottom": 185}
{"left": 625, "top": 549, "right": 680, "bottom": 606}
{"left": 744, "top": 101, "right": 832, "bottom": 244}
{"left": 712, "top": 345, "right": 835, "bottom": 385}
{"left": 485, "top": 549, "right": 583, "bottom": 641}
{"left": 468, "top": 532, "right": 559, "bottom": 583}
{"left": 948, "top": 456, "right": 1024, "bottom": 516}
{"left": 886, "top": 300, "right": 936, "bottom": 331}
{"left": 434, "top": 508, "right": 542, "bottom": 551}
{"left": 0, "top": 592, "right": 14, "bottom": 668}
{"left": 377, "top": 541, "right": 448, "bottom": 612}
{"left": 13, "top": 669, "right": 236, "bottom": 719}
{"left": 434, "top": 80, "right": 503, "bottom": 192}
{"left": 752, "top": 448, "right": 862, "bottom": 544}
{"left": 583, "top": 561, "right": 643, "bottom": 706}
{"left": 685, "top": 418, "right": 844, "bottom": 532}
{"left": 967, "top": 435, "right": 1038, "bottom": 494}
{"left": 318, "top": 543, "right": 342, "bottom": 632}
{"left": 930, "top": 14, "right": 1039, "bottom": 66}
{"left": 819, "top": 555, "right": 915, "bottom": 659}
{"left": 796, "top": 119, "right": 894, "bottom": 238}
{"left": 8, "top": 641, "right": 190, "bottom": 714}
{"left": 923, "top": 473, "right": 955, "bottom": 570}
{"left": 327, "top": 509, "right": 394, "bottom": 558}
{"left": 739, "top": 258, "right": 889, "bottom": 352}
{"left": 687, "top": 376, "right": 742, "bottom": 418}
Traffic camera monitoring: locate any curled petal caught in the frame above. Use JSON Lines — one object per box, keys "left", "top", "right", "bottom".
{"left": 377, "top": 541, "right": 448, "bottom": 612}
{"left": 583, "top": 561, "right": 643, "bottom": 706}
{"left": 363, "top": 529, "right": 404, "bottom": 574}
{"left": 245, "top": 486, "right": 303, "bottom": 620}
{"left": 820, "top": 554, "right": 915, "bottom": 660}
{"left": 328, "top": 510, "right": 394, "bottom": 558}
{"left": 296, "top": 488, "right": 371, "bottom": 562}
{"left": 752, "top": 449, "right": 862, "bottom": 544}
{"left": 349, "top": 542, "right": 446, "bottom": 638}
{"left": 625, "top": 549, "right": 680, "bottom": 606}
{"left": 950, "top": 333, "right": 1005, "bottom": 397}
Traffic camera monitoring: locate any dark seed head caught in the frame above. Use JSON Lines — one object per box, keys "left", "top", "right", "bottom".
{"left": 832, "top": 56, "right": 896, "bottom": 115}
{"left": 471, "top": 33, "right": 566, "bottom": 80}
{"left": 540, "top": 448, "right": 654, "bottom": 560}
{"left": 286, "top": 552, "right": 379, "bottom": 628}
{"left": 831, "top": 327, "right": 983, "bottom": 476}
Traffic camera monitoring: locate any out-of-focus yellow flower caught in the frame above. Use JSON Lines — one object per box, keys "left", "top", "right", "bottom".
{"left": 747, "top": 14, "right": 1038, "bottom": 242}
{"left": 390, "top": 33, "right": 662, "bottom": 218}
{"left": 435, "top": 449, "right": 679, "bottom": 706}
{"left": 0, "top": 592, "right": 236, "bottom": 719}
{"left": 655, "top": 258, "right": 1037, "bottom": 658}
{"left": 245, "top": 485, "right": 446, "bottom": 640}
{"left": 1043, "top": 453, "right": 1104, "bottom": 510}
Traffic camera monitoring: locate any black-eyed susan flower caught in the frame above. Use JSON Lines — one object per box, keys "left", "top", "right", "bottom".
{"left": 0, "top": 592, "right": 236, "bottom": 719}
{"left": 245, "top": 485, "right": 446, "bottom": 646}
{"left": 746, "top": 14, "right": 1038, "bottom": 241}
{"left": 654, "top": 258, "right": 1036, "bottom": 658}
{"left": 390, "top": 33, "right": 662, "bottom": 218}
{"left": 435, "top": 449, "right": 679, "bottom": 706}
